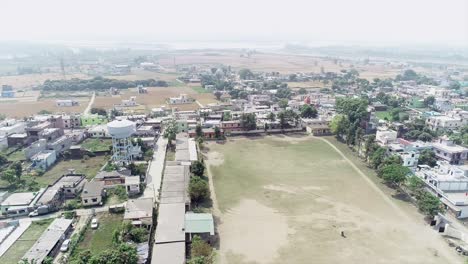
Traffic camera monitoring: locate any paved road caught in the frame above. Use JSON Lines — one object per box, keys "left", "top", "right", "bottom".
{"left": 83, "top": 91, "right": 96, "bottom": 115}
{"left": 144, "top": 136, "right": 168, "bottom": 202}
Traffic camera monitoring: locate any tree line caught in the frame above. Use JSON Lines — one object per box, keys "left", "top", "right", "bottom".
{"left": 41, "top": 76, "right": 168, "bottom": 91}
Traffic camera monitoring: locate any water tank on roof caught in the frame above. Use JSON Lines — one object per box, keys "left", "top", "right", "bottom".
{"left": 107, "top": 119, "right": 136, "bottom": 139}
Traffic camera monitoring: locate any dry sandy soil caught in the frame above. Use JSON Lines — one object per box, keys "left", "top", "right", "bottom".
{"left": 93, "top": 86, "right": 216, "bottom": 112}
{"left": 158, "top": 51, "right": 401, "bottom": 79}
{"left": 0, "top": 97, "right": 89, "bottom": 118}
{"left": 205, "top": 135, "right": 462, "bottom": 264}
{"left": 0, "top": 73, "right": 89, "bottom": 89}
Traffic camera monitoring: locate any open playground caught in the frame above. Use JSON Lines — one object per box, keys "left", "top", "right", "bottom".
{"left": 205, "top": 135, "right": 461, "bottom": 264}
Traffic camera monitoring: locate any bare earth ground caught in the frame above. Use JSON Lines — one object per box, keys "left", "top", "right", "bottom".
{"left": 93, "top": 86, "right": 217, "bottom": 112}
{"left": 0, "top": 73, "right": 89, "bottom": 89}
{"left": 158, "top": 51, "right": 402, "bottom": 79}
{"left": 205, "top": 135, "right": 462, "bottom": 264}
{"left": 0, "top": 97, "right": 89, "bottom": 118}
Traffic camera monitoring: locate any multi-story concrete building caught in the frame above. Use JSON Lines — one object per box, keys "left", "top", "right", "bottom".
{"left": 432, "top": 136, "right": 468, "bottom": 165}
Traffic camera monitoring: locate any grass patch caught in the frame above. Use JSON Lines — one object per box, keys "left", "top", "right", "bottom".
{"left": 191, "top": 86, "right": 210, "bottom": 94}
{"left": 375, "top": 111, "right": 392, "bottom": 120}
{"left": 23, "top": 155, "right": 108, "bottom": 187}
{"left": 0, "top": 218, "right": 54, "bottom": 264}
{"left": 76, "top": 213, "right": 123, "bottom": 255}
{"left": 166, "top": 148, "right": 175, "bottom": 161}
{"left": 80, "top": 138, "right": 112, "bottom": 152}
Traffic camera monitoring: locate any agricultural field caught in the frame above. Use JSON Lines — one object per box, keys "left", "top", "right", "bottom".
{"left": 93, "top": 86, "right": 217, "bottom": 111}
{"left": 0, "top": 97, "right": 89, "bottom": 118}
{"left": 0, "top": 218, "right": 54, "bottom": 264}
{"left": 0, "top": 73, "right": 89, "bottom": 89}
{"left": 205, "top": 136, "right": 461, "bottom": 264}
{"left": 76, "top": 213, "right": 123, "bottom": 255}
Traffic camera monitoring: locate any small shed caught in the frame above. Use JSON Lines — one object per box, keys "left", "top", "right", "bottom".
{"left": 185, "top": 212, "right": 215, "bottom": 243}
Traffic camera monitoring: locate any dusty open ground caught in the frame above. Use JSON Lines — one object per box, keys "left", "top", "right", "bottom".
{"left": 158, "top": 51, "right": 402, "bottom": 79}
{"left": 93, "top": 86, "right": 217, "bottom": 111}
{"left": 0, "top": 97, "right": 89, "bottom": 118}
{"left": 0, "top": 73, "right": 89, "bottom": 89}
{"left": 205, "top": 135, "right": 462, "bottom": 264}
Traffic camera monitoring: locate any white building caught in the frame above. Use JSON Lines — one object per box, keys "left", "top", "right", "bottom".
{"left": 31, "top": 150, "right": 57, "bottom": 170}
{"left": 56, "top": 99, "right": 78, "bottom": 107}
{"left": 169, "top": 94, "right": 192, "bottom": 104}
{"left": 416, "top": 162, "right": 468, "bottom": 218}
{"left": 399, "top": 150, "right": 420, "bottom": 168}
{"left": 88, "top": 124, "right": 109, "bottom": 138}
{"left": 376, "top": 127, "right": 397, "bottom": 146}
{"left": 432, "top": 136, "right": 468, "bottom": 165}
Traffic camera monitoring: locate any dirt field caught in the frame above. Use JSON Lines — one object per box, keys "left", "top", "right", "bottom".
{"left": 93, "top": 86, "right": 216, "bottom": 112}
{"left": 205, "top": 136, "right": 462, "bottom": 264}
{"left": 0, "top": 73, "right": 89, "bottom": 89}
{"left": 158, "top": 51, "right": 402, "bottom": 79}
{"left": 0, "top": 97, "right": 89, "bottom": 118}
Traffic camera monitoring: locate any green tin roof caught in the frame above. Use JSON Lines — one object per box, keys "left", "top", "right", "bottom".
{"left": 185, "top": 213, "right": 214, "bottom": 235}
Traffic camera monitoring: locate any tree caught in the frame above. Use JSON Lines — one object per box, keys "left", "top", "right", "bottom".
{"left": 300, "top": 104, "right": 318, "bottom": 118}
{"left": 191, "top": 161, "right": 205, "bottom": 177}
{"left": 38, "top": 110, "right": 52, "bottom": 115}
{"left": 378, "top": 164, "right": 410, "bottom": 187}
{"left": 2, "top": 169, "right": 18, "bottom": 185}
{"left": 417, "top": 191, "right": 442, "bottom": 216}
{"left": 418, "top": 149, "right": 437, "bottom": 167}
{"left": 267, "top": 112, "right": 276, "bottom": 122}
{"left": 424, "top": 96, "right": 435, "bottom": 107}
{"left": 240, "top": 113, "right": 257, "bottom": 130}
{"left": 190, "top": 235, "right": 213, "bottom": 263}
{"left": 214, "top": 126, "right": 223, "bottom": 139}
{"left": 298, "top": 88, "right": 307, "bottom": 94}
{"left": 0, "top": 154, "right": 8, "bottom": 166}
{"left": 417, "top": 132, "right": 433, "bottom": 142}
{"left": 89, "top": 243, "right": 138, "bottom": 264}
{"left": 239, "top": 68, "right": 254, "bottom": 80}
{"left": 370, "top": 147, "right": 386, "bottom": 169}
{"left": 214, "top": 91, "right": 222, "bottom": 100}
{"left": 276, "top": 86, "right": 292, "bottom": 99}
{"left": 163, "top": 120, "right": 178, "bottom": 146}
{"left": 449, "top": 81, "right": 461, "bottom": 90}
{"left": 90, "top": 108, "right": 107, "bottom": 116}
{"left": 195, "top": 125, "right": 203, "bottom": 138}
{"left": 288, "top": 74, "right": 297, "bottom": 81}
{"left": 406, "top": 175, "right": 425, "bottom": 197}
{"left": 189, "top": 176, "right": 210, "bottom": 203}
{"left": 380, "top": 155, "right": 402, "bottom": 167}
{"left": 278, "top": 99, "right": 288, "bottom": 109}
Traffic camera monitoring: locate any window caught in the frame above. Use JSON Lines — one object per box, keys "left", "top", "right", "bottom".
{"left": 92, "top": 198, "right": 98, "bottom": 203}
{"left": 84, "top": 199, "right": 88, "bottom": 203}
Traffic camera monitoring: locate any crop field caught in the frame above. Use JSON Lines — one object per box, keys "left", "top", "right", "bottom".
{"left": 0, "top": 218, "right": 54, "bottom": 264}
{"left": 0, "top": 73, "right": 89, "bottom": 89}
{"left": 157, "top": 51, "right": 403, "bottom": 79}
{"left": 0, "top": 97, "right": 89, "bottom": 118}
{"left": 205, "top": 136, "right": 460, "bottom": 264}
{"left": 93, "top": 86, "right": 216, "bottom": 111}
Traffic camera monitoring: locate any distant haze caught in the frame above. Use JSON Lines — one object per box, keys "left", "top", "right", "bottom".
{"left": 1, "top": 0, "right": 468, "bottom": 47}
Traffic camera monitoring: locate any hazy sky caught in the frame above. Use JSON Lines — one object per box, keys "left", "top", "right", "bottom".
{"left": 1, "top": 0, "right": 467, "bottom": 46}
